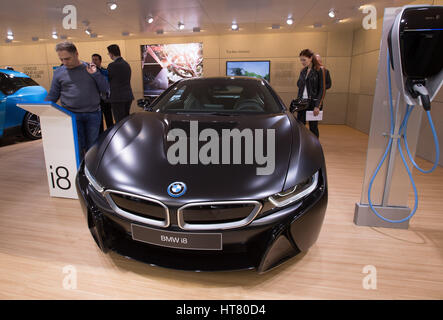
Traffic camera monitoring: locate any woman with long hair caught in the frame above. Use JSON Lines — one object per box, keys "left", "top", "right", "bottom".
{"left": 295, "top": 49, "right": 325, "bottom": 138}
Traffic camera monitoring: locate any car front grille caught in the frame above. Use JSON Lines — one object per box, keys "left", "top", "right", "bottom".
{"left": 177, "top": 201, "right": 262, "bottom": 231}
{"left": 104, "top": 190, "right": 262, "bottom": 231}
{"left": 104, "top": 190, "right": 170, "bottom": 228}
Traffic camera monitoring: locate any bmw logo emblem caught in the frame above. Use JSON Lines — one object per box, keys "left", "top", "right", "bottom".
{"left": 167, "top": 182, "right": 187, "bottom": 198}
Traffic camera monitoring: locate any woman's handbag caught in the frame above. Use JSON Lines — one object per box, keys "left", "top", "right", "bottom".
{"left": 290, "top": 98, "right": 311, "bottom": 113}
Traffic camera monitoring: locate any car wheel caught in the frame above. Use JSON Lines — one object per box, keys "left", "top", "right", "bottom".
{"left": 22, "top": 112, "right": 42, "bottom": 140}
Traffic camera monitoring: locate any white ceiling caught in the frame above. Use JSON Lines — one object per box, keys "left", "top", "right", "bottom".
{"left": 0, "top": 0, "right": 412, "bottom": 45}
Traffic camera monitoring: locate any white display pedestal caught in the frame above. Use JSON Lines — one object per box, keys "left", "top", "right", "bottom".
{"left": 18, "top": 102, "right": 80, "bottom": 199}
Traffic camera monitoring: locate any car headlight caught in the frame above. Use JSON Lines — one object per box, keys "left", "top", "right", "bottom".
{"left": 84, "top": 165, "right": 104, "bottom": 193}
{"left": 268, "top": 171, "right": 319, "bottom": 208}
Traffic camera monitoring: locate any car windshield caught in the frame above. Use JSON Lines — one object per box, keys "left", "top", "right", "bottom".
{"left": 151, "top": 78, "right": 284, "bottom": 114}
{"left": 0, "top": 73, "right": 39, "bottom": 96}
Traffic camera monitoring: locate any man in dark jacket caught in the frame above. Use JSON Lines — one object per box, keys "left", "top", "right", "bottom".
{"left": 92, "top": 53, "right": 113, "bottom": 131}
{"left": 107, "top": 44, "right": 134, "bottom": 123}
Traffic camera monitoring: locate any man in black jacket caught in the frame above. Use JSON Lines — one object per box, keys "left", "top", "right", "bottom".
{"left": 107, "top": 44, "right": 134, "bottom": 123}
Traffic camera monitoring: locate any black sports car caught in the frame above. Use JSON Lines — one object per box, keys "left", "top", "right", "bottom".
{"left": 76, "top": 77, "right": 327, "bottom": 273}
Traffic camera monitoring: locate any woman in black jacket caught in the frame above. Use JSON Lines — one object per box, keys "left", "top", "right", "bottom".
{"left": 295, "top": 49, "right": 325, "bottom": 138}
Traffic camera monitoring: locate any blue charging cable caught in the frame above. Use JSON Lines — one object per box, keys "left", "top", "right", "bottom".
{"left": 367, "top": 51, "right": 440, "bottom": 223}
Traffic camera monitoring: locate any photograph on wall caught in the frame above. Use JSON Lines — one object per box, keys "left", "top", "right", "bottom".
{"left": 141, "top": 43, "right": 203, "bottom": 97}
{"left": 226, "top": 60, "right": 270, "bottom": 81}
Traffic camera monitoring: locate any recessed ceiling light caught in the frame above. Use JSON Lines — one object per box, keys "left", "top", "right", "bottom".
{"left": 108, "top": 2, "right": 117, "bottom": 10}
{"left": 328, "top": 9, "right": 336, "bottom": 18}
{"left": 286, "top": 17, "right": 294, "bottom": 25}
{"left": 231, "top": 22, "right": 238, "bottom": 31}
{"left": 147, "top": 16, "right": 154, "bottom": 24}
{"left": 178, "top": 22, "right": 185, "bottom": 30}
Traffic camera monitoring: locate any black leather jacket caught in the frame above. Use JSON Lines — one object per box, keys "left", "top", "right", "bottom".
{"left": 297, "top": 67, "right": 324, "bottom": 109}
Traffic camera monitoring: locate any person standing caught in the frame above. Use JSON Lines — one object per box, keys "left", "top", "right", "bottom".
{"left": 107, "top": 44, "right": 134, "bottom": 123}
{"left": 295, "top": 49, "right": 324, "bottom": 138}
{"left": 315, "top": 53, "right": 332, "bottom": 110}
{"left": 45, "top": 42, "right": 109, "bottom": 156}
{"left": 92, "top": 53, "right": 114, "bottom": 131}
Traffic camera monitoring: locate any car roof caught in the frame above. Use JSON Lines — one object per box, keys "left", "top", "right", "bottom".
{"left": 0, "top": 69, "right": 30, "bottom": 78}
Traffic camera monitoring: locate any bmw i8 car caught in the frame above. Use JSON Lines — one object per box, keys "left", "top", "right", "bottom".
{"left": 0, "top": 69, "right": 47, "bottom": 140}
{"left": 76, "top": 77, "right": 327, "bottom": 273}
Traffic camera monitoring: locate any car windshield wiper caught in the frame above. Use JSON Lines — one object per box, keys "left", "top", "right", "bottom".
{"left": 174, "top": 112, "right": 236, "bottom": 116}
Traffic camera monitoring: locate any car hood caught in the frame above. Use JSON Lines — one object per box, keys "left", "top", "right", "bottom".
{"left": 6, "top": 85, "right": 47, "bottom": 104}
{"left": 91, "top": 112, "right": 296, "bottom": 206}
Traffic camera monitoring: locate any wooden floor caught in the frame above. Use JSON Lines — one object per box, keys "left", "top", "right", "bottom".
{"left": 0, "top": 125, "right": 442, "bottom": 300}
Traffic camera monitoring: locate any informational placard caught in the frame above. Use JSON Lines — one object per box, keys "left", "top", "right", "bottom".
{"left": 17, "top": 102, "right": 80, "bottom": 199}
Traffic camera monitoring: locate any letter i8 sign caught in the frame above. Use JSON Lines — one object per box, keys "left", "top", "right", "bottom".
{"left": 18, "top": 103, "right": 80, "bottom": 199}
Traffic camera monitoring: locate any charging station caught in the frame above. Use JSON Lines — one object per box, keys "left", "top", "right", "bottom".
{"left": 354, "top": 5, "right": 442, "bottom": 229}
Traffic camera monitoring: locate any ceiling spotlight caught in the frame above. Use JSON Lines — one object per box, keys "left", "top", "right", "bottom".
{"left": 85, "top": 28, "right": 91, "bottom": 35}
{"left": 231, "top": 22, "right": 238, "bottom": 31}
{"left": 313, "top": 22, "right": 323, "bottom": 28}
{"left": 193, "top": 27, "right": 201, "bottom": 33}
{"left": 32, "top": 36, "right": 39, "bottom": 41}
{"left": 271, "top": 24, "right": 281, "bottom": 30}
{"left": 328, "top": 9, "right": 336, "bottom": 18}
{"left": 90, "top": 33, "right": 98, "bottom": 38}
{"left": 178, "top": 22, "right": 185, "bottom": 30}
{"left": 52, "top": 32, "right": 58, "bottom": 39}
{"left": 108, "top": 2, "right": 117, "bottom": 10}
{"left": 147, "top": 16, "right": 154, "bottom": 24}
{"left": 156, "top": 29, "right": 164, "bottom": 34}
{"left": 286, "top": 17, "right": 294, "bottom": 25}
{"left": 7, "top": 31, "right": 13, "bottom": 40}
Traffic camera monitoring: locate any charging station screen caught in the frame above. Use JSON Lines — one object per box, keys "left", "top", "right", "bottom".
{"left": 401, "top": 30, "right": 443, "bottom": 78}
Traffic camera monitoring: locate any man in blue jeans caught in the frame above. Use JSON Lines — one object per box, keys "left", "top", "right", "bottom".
{"left": 45, "top": 42, "right": 109, "bottom": 157}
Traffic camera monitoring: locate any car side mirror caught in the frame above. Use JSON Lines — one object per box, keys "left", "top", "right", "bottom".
{"left": 137, "top": 98, "right": 154, "bottom": 111}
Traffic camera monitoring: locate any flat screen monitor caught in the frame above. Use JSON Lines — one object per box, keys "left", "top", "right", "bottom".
{"left": 226, "top": 60, "right": 270, "bottom": 81}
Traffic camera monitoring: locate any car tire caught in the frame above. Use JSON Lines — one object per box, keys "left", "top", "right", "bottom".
{"left": 22, "top": 112, "right": 42, "bottom": 140}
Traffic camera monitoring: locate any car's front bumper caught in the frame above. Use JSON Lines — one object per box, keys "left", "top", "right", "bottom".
{"left": 76, "top": 165, "right": 328, "bottom": 273}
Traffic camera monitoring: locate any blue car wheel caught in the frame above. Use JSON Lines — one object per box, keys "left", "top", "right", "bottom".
{"left": 22, "top": 112, "right": 41, "bottom": 140}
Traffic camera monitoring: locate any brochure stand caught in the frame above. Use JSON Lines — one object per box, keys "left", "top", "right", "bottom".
{"left": 17, "top": 102, "right": 80, "bottom": 199}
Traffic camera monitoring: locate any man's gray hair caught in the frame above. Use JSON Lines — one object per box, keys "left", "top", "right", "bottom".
{"left": 55, "top": 41, "right": 78, "bottom": 53}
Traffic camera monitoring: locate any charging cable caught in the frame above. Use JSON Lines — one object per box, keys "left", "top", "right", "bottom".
{"left": 367, "top": 50, "right": 440, "bottom": 223}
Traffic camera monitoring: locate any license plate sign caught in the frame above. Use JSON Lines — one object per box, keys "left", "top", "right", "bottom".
{"left": 131, "top": 224, "right": 222, "bottom": 250}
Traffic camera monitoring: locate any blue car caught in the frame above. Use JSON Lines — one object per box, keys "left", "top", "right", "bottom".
{"left": 0, "top": 69, "right": 47, "bottom": 140}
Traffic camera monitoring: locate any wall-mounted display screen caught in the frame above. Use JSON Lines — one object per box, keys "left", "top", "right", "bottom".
{"left": 226, "top": 60, "right": 270, "bottom": 81}
{"left": 141, "top": 43, "right": 203, "bottom": 97}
